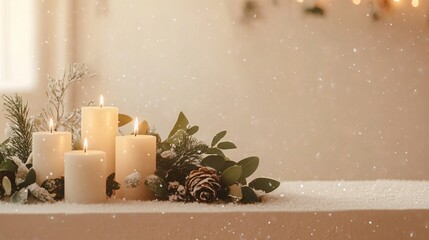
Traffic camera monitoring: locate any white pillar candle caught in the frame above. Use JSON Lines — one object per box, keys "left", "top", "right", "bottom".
{"left": 64, "top": 138, "right": 107, "bottom": 203}
{"left": 115, "top": 118, "right": 156, "bottom": 200}
{"left": 81, "top": 95, "right": 118, "bottom": 176}
{"left": 32, "top": 119, "right": 72, "bottom": 185}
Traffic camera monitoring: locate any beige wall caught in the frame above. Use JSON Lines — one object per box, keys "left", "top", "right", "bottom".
{"left": 4, "top": 0, "right": 429, "bottom": 180}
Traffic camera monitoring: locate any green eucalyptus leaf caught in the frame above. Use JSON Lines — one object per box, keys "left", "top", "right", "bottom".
{"left": 186, "top": 125, "right": 199, "bottom": 135}
{"left": 18, "top": 169, "right": 36, "bottom": 189}
{"left": 211, "top": 130, "right": 227, "bottom": 147}
{"left": 168, "top": 112, "right": 189, "bottom": 138}
{"left": 249, "top": 178, "right": 280, "bottom": 193}
{"left": 206, "top": 147, "right": 225, "bottom": 157}
{"left": 165, "top": 129, "right": 186, "bottom": 144}
{"left": 201, "top": 155, "right": 225, "bottom": 171}
{"left": 11, "top": 188, "right": 28, "bottom": 204}
{"left": 118, "top": 114, "right": 133, "bottom": 127}
{"left": 112, "top": 182, "right": 120, "bottom": 189}
{"left": 0, "top": 160, "right": 17, "bottom": 173}
{"left": 221, "top": 160, "right": 236, "bottom": 172}
{"left": 217, "top": 141, "right": 237, "bottom": 150}
{"left": 237, "top": 156, "right": 259, "bottom": 179}
{"left": 158, "top": 142, "right": 172, "bottom": 152}
{"left": 138, "top": 120, "right": 149, "bottom": 135}
{"left": 106, "top": 173, "right": 120, "bottom": 197}
{"left": 26, "top": 169, "right": 36, "bottom": 185}
{"left": 144, "top": 175, "right": 168, "bottom": 200}
{"left": 241, "top": 186, "right": 259, "bottom": 203}
{"left": 0, "top": 152, "right": 4, "bottom": 164}
{"left": 2, "top": 176, "right": 12, "bottom": 196}
{"left": 220, "top": 165, "right": 242, "bottom": 186}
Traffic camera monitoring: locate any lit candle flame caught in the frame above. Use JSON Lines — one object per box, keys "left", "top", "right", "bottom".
{"left": 134, "top": 117, "right": 139, "bottom": 136}
{"left": 49, "top": 118, "right": 54, "bottom": 133}
{"left": 83, "top": 138, "right": 88, "bottom": 153}
{"left": 99, "top": 95, "right": 104, "bottom": 108}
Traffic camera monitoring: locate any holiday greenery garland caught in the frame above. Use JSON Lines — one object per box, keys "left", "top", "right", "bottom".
{"left": 0, "top": 63, "right": 280, "bottom": 204}
{"left": 142, "top": 112, "right": 280, "bottom": 203}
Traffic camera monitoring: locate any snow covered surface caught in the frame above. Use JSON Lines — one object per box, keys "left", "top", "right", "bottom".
{"left": 0, "top": 180, "right": 427, "bottom": 214}
{"left": 0, "top": 181, "right": 427, "bottom": 240}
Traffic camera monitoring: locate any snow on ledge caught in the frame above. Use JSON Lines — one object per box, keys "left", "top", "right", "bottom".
{"left": 0, "top": 180, "right": 427, "bottom": 214}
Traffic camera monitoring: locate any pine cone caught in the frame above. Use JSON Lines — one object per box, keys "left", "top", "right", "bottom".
{"left": 41, "top": 177, "right": 64, "bottom": 201}
{"left": 185, "top": 167, "right": 221, "bottom": 203}
{"left": 168, "top": 181, "right": 189, "bottom": 202}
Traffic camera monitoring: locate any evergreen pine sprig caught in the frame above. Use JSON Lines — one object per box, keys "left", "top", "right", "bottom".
{"left": 172, "top": 136, "right": 208, "bottom": 167}
{"left": 2, "top": 94, "right": 33, "bottom": 163}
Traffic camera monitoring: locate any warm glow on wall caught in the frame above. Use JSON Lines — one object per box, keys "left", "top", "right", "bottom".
{"left": 352, "top": 0, "right": 361, "bottom": 5}
{"left": 412, "top": 0, "right": 419, "bottom": 7}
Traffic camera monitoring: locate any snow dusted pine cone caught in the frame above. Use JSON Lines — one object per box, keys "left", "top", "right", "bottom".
{"left": 185, "top": 166, "right": 221, "bottom": 203}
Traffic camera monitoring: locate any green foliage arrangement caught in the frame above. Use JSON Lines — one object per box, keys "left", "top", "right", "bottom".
{"left": 141, "top": 112, "right": 280, "bottom": 203}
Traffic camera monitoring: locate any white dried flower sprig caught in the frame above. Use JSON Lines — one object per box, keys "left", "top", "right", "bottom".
{"left": 34, "top": 63, "right": 93, "bottom": 148}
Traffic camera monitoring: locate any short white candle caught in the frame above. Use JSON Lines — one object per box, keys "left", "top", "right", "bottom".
{"left": 115, "top": 117, "right": 156, "bottom": 200}
{"left": 81, "top": 95, "right": 118, "bottom": 176}
{"left": 32, "top": 119, "right": 71, "bottom": 185}
{"left": 64, "top": 138, "right": 107, "bottom": 203}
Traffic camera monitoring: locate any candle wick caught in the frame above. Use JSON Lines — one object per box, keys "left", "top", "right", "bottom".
{"left": 134, "top": 117, "right": 139, "bottom": 137}
{"left": 49, "top": 119, "right": 54, "bottom": 133}
{"left": 99, "top": 95, "right": 104, "bottom": 108}
{"left": 83, "top": 137, "right": 88, "bottom": 153}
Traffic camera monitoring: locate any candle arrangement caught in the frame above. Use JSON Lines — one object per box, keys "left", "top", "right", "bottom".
{"left": 0, "top": 63, "right": 280, "bottom": 204}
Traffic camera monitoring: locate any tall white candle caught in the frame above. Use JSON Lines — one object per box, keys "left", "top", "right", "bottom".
{"left": 116, "top": 118, "right": 156, "bottom": 200}
{"left": 81, "top": 95, "right": 118, "bottom": 176}
{"left": 64, "top": 138, "right": 107, "bottom": 203}
{"left": 32, "top": 119, "right": 71, "bottom": 185}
